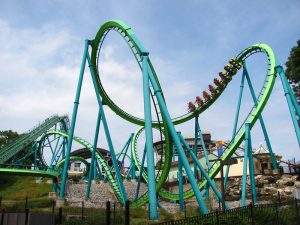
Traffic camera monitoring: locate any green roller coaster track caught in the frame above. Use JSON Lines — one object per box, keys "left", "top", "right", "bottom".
{"left": 1, "top": 19, "right": 298, "bottom": 216}
{"left": 91, "top": 20, "right": 277, "bottom": 204}
{"left": 0, "top": 167, "right": 59, "bottom": 178}
{"left": 47, "top": 131, "right": 124, "bottom": 202}
{"left": 0, "top": 115, "right": 69, "bottom": 164}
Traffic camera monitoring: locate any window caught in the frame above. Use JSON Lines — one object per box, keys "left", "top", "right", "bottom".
{"left": 74, "top": 162, "right": 81, "bottom": 168}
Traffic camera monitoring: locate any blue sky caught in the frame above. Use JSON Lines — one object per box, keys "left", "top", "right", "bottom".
{"left": 0, "top": 0, "right": 299, "bottom": 161}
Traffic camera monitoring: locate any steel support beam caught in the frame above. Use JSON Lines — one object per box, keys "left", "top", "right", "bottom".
{"left": 86, "top": 47, "right": 128, "bottom": 204}
{"left": 178, "top": 153, "right": 184, "bottom": 212}
{"left": 244, "top": 64, "right": 278, "bottom": 170}
{"left": 241, "top": 123, "right": 250, "bottom": 207}
{"left": 86, "top": 108, "right": 102, "bottom": 199}
{"left": 276, "top": 66, "right": 300, "bottom": 146}
{"left": 142, "top": 54, "right": 158, "bottom": 220}
{"left": 147, "top": 62, "right": 208, "bottom": 214}
{"left": 59, "top": 39, "right": 89, "bottom": 199}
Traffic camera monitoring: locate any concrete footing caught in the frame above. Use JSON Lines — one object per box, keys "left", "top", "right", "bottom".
{"left": 56, "top": 198, "right": 66, "bottom": 207}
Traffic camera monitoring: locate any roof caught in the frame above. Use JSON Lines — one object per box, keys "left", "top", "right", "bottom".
{"left": 253, "top": 145, "right": 269, "bottom": 155}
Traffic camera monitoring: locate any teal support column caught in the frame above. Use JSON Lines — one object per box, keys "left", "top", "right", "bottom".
{"left": 193, "top": 116, "right": 199, "bottom": 179}
{"left": 142, "top": 54, "right": 158, "bottom": 220}
{"left": 147, "top": 62, "right": 208, "bottom": 214}
{"left": 287, "top": 79, "right": 300, "bottom": 116}
{"left": 178, "top": 133, "right": 225, "bottom": 206}
{"left": 86, "top": 108, "right": 102, "bottom": 199}
{"left": 225, "top": 70, "right": 246, "bottom": 189}
{"left": 172, "top": 144, "right": 176, "bottom": 162}
{"left": 178, "top": 152, "right": 184, "bottom": 212}
{"left": 135, "top": 145, "right": 147, "bottom": 200}
{"left": 86, "top": 48, "right": 128, "bottom": 204}
{"left": 33, "top": 142, "right": 38, "bottom": 167}
{"left": 196, "top": 120, "right": 211, "bottom": 171}
{"left": 195, "top": 119, "right": 211, "bottom": 199}
{"left": 232, "top": 69, "right": 246, "bottom": 140}
{"left": 246, "top": 124, "right": 257, "bottom": 204}
{"left": 62, "top": 137, "right": 66, "bottom": 159}
{"left": 125, "top": 162, "right": 134, "bottom": 180}
{"left": 223, "top": 165, "right": 230, "bottom": 190}
{"left": 52, "top": 178, "right": 58, "bottom": 192}
{"left": 49, "top": 141, "right": 64, "bottom": 168}
{"left": 131, "top": 158, "right": 136, "bottom": 179}
{"left": 241, "top": 124, "right": 250, "bottom": 207}
{"left": 276, "top": 66, "right": 300, "bottom": 146}
{"left": 59, "top": 39, "right": 89, "bottom": 199}
{"left": 93, "top": 160, "right": 97, "bottom": 179}
{"left": 117, "top": 135, "right": 132, "bottom": 163}
{"left": 244, "top": 64, "right": 278, "bottom": 170}
{"left": 129, "top": 134, "right": 136, "bottom": 179}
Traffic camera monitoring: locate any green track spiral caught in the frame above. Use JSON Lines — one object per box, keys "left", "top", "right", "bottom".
{"left": 91, "top": 20, "right": 277, "bottom": 204}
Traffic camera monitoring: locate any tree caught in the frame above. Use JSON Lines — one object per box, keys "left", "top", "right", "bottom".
{"left": 0, "top": 130, "right": 19, "bottom": 149}
{"left": 0, "top": 130, "right": 34, "bottom": 164}
{"left": 285, "top": 39, "right": 300, "bottom": 101}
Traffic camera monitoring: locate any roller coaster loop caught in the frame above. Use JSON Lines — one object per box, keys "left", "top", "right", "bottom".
{"left": 0, "top": 20, "right": 299, "bottom": 221}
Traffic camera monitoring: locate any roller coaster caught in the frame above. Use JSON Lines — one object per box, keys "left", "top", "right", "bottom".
{"left": 0, "top": 20, "right": 299, "bottom": 220}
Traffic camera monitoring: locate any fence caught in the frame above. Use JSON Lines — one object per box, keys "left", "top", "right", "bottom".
{"left": 1, "top": 197, "right": 300, "bottom": 225}
{"left": 153, "top": 199, "right": 300, "bottom": 225}
{"left": 0, "top": 197, "right": 130, "bottom": 225}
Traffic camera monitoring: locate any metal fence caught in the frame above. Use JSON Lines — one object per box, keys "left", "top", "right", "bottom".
{"left": 1, "top": 197, "right": 300, "bottom": 225}
{"left": 0, "top": 197, "right": 129, "bottom": 225}
{"left": 153, "top": 200, "right": 300, "bottom": 225}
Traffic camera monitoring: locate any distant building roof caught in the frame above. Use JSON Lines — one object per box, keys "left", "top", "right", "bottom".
{"left": 253, "top": 145, "right": 269, "bottom": 155}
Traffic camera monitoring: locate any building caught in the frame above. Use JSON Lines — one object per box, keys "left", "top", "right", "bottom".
{"left": 153, "top": 132, "right": 217, "bottom": 184}
{"left": 154, "top": 133, "right": 281, "bottom": 185}
{"left": 68, "top": 161, "right": 86, "bottom": 176}
{"left": 208, "top": 145, "right": 281, "bottom": 179}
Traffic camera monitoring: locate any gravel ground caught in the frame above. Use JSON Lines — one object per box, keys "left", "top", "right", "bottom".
{"left": 66, "top": 180, "right": 148, "bottom": 208}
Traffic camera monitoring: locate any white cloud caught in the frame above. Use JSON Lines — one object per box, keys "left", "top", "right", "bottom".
{"left": 0, "top": 4, "right": 299, "bottom": 166}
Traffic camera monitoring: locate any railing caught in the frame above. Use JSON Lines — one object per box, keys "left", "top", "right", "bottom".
{"left": 153, "top": 200, "right": 300, "bottom": 225}
{"left": 1, "top": 196, "right": 299, "bottom": 225}
{"left": 0, "top": 115, "right": 68, "bottom": 164}
{"left": 0, "top": 197, "right": 129, "bottom": 225}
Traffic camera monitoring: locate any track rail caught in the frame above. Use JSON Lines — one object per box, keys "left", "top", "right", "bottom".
{"left": 91, "top": 20, "right": 277, "bottom": 203}
{"left": 0, "top": 115, "right": 69, "bottom": 164}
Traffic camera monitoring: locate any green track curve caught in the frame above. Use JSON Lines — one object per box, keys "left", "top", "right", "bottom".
{"left": 91, "top": 20, "right": 277, "bottom": 203}
{"left": 0, "top": 115, "right": 69, "bottom": 164}
{"left": 45, "top": 131, "right": 124, "bottom": 202}
{"left": 48, "top": 131, "right": 162, "bottom": 207}
{"left": 132, "top": 44, "right": 276, "bottom": 201}
{"left": 1, "top": 21, "right": 277, "bottom": 208}
{"left": 0, "top": 167, "right": 59, "bottom": 178}
{"left": 56, "top": 156, "right": 90, "bottom": 177}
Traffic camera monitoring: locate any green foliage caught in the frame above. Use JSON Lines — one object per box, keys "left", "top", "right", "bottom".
{"left": 285, "top": 39, "right": 300, "bottom": 100}
{"left": 0, "top": 175, "right": 52, "bottom": 199}
{"left": 0, "top": 129, "right": 34, "bottom": 164}
{"left": 0, "top": 130, "right": 19, "bottom": 149}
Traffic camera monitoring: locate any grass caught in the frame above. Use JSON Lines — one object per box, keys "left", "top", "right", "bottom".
{"left": 0, "top": 175, "right": 53, "bottom": 212}
{"left": 0, "top": 175, "right": 52, "bottom": 200}
{"left": 1, "top": 176, "right": 297, "bottom": 224}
